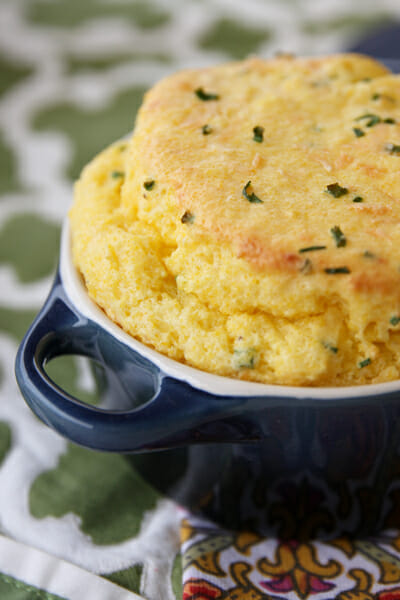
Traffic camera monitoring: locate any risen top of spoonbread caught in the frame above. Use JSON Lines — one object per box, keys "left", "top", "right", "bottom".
{"left": 70, "top": 54, "right": 400, "bottom": 386}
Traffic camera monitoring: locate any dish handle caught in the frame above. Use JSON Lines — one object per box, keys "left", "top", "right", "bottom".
{"left": 15, "top": 272, "right": 248, "bottom": 452}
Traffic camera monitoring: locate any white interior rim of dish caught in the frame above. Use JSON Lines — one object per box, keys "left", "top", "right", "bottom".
{"left": 61, "top": 220, "right": 400, "bottom": 400}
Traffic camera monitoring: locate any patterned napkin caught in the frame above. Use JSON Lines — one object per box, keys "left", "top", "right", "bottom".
{"left": 180, "top": 513, "right": 400, "bottom": 599}
{"left": 1, "top": 0, "right": 400, "bottom": 598}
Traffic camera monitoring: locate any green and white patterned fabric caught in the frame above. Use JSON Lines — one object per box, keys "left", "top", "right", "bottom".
{"left": 0, "top": 1, "right": 399, "bottom": 598}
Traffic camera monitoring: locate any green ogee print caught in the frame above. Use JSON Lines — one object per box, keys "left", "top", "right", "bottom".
{"left": 33, "top": 87, "right": 146, "bottom": 180}
{"left": 28, "top": 0, "right": 170, "bottom": 29}
{"left": 0, "top": 214, "right": 60, "bottom": 283}
{"left": 29, "top": 444, "right": 161, "bottom": 545}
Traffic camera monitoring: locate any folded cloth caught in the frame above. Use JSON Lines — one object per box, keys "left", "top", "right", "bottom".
{"left": 0, "top": 534, "right": 142, "bottom": 600}
{"left": 180, "top": 512, "right": 400, "bottom": 599}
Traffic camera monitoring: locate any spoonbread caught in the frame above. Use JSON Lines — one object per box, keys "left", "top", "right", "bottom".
{"left": 70, "top": 54, "right": 400, "bottom": 386}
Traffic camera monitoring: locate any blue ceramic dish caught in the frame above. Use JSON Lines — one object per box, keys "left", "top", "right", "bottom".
{"left": 15, "top": 59, "right": 400, "bottom": 535}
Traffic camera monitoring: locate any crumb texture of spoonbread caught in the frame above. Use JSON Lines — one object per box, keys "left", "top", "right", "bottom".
{"left": 70, "top": 54, "right": 400, "bottom": 386}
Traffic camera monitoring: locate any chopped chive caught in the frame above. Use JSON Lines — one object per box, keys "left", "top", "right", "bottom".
{"left": 326, "top": 183, "right": 349, "bottom": 198}
{"left": 233, "top": 348, "right": 257, "bottom": 369}
{"left": 111, "top": 170, "right": 124, "bottom": 179}
{"left": 195, "top": 87, "right": 219, "bottom": 101}
{"left": 242, "top": 181, "right": 263, "bottom": 204}
{"left": 372, "top": 93, "right": 396, "bottom": 102}
{"left": 353, "top": 127, "right": 365, "bottom": 138}
{"left": 181, "top": 211, "right": 195, "bottom": 224}
{"left": 390, "top": 315, "right": 400, "bottom": 326}
{"left": 253, "top": 126, "right": 264, "bottom": 143}
{"left": 300, "top": 258, "right": 313, "bottom": 275}
{"left": 323, "top": 341, "right": 338, "bottom": 354}
{"left": 359, "top": 357, "right": 371, "bottom": 368}
{"left": 330, "top": 225, "right": 346, "bottom": 247}
{"left": 202, "top": 124, "right": 212, "bottom": 135}
{"left": 385, "top": 143, "right": 400, "bottom": 155}
{"left": 299, "top": 245, "right": 327, "bottom": 253}
{"left": 366, "top": 115, "right": 381, "bottom": 127}
{"left": 324, "top": 267, "right": 350, "bottom": 274}
{"left": 356, "top": 113, "right": 375, "bottom": 120}
{"left": 353, "top": 196, "right": 363, "bottom": 203}
{"left": 356, "top": 113, "right": 381, "bottom": 127}
{"left": 144, "top": 179, "right": 155, "bottom": 190}
{"left": 384, "top": 118, "right": 396, "bottom": 124}
{"left": 363, "top": 250, "right": 376, "bottom": 259}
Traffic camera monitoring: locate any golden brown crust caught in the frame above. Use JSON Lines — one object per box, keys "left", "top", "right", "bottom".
{"left": 123, "top": 54, "right": 400, "bottom": 291}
